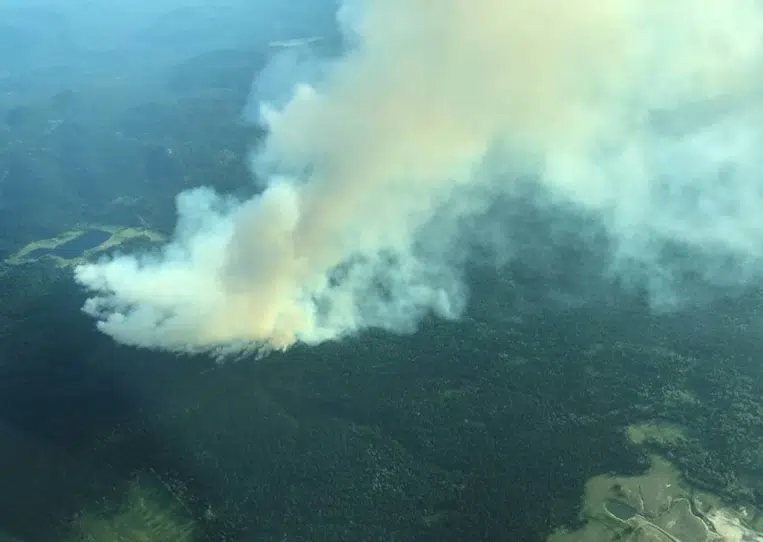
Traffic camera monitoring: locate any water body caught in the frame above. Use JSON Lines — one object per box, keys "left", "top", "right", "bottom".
{"left": 603, "top": 499, "right": 640, "bottom": 521}
{"left": 26, "top": 229, "right": 111, "bottom": 260}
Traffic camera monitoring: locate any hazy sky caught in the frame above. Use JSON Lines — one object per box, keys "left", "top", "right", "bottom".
{"left": 0, "top": 0, "right": 339, "bottom": 72}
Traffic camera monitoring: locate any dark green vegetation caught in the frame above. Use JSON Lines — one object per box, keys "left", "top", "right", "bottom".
{"left": 2, "top": 8, "right": 763, "bottom": 540}
{"left": 0, "top": 77, "right": 259, "bottom": 254}
{"left": 0, "top": 14, "right": 267, "bottom": 257}
{"left": 1, "top": 257, "right": 763, "bottom": 541}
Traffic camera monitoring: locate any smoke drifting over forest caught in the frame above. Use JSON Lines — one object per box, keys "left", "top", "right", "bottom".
{"left": 75, "top": 0, "right": 763, "bottom": 355}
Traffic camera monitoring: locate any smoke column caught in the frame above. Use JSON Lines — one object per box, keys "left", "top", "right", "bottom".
{"left": 75, "top": 0, "right": 763, "bottom": 355}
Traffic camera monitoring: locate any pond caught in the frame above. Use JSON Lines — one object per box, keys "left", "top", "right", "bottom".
{"left": 603, "top": 498, "right": 640, "bottom": 521}
{"left": 26, "top": 230, "right": 111, "bottom": 260}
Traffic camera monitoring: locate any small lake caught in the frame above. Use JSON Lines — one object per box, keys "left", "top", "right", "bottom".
{"left": 26, "top": 230, "right": 111, "bottom": 260}
{"left": 603, "top": 498, "right": 640, "bottom": 521}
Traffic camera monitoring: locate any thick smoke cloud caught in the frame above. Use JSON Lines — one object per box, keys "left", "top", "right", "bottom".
{"left": 75, "top": 0, "right": 763, "bottom": 355}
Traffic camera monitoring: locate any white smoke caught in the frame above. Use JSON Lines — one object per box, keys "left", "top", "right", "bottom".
{"left": 75, "top": 0, "right": 763, "bottom": 355}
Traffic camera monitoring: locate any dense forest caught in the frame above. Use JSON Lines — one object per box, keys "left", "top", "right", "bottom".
{"left": 1, "top": 3, "right": 763, "bottom": 541}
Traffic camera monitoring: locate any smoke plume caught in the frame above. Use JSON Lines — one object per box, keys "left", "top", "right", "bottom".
{"left": 75, "top": 0, "right": 763, "bottom": 355}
